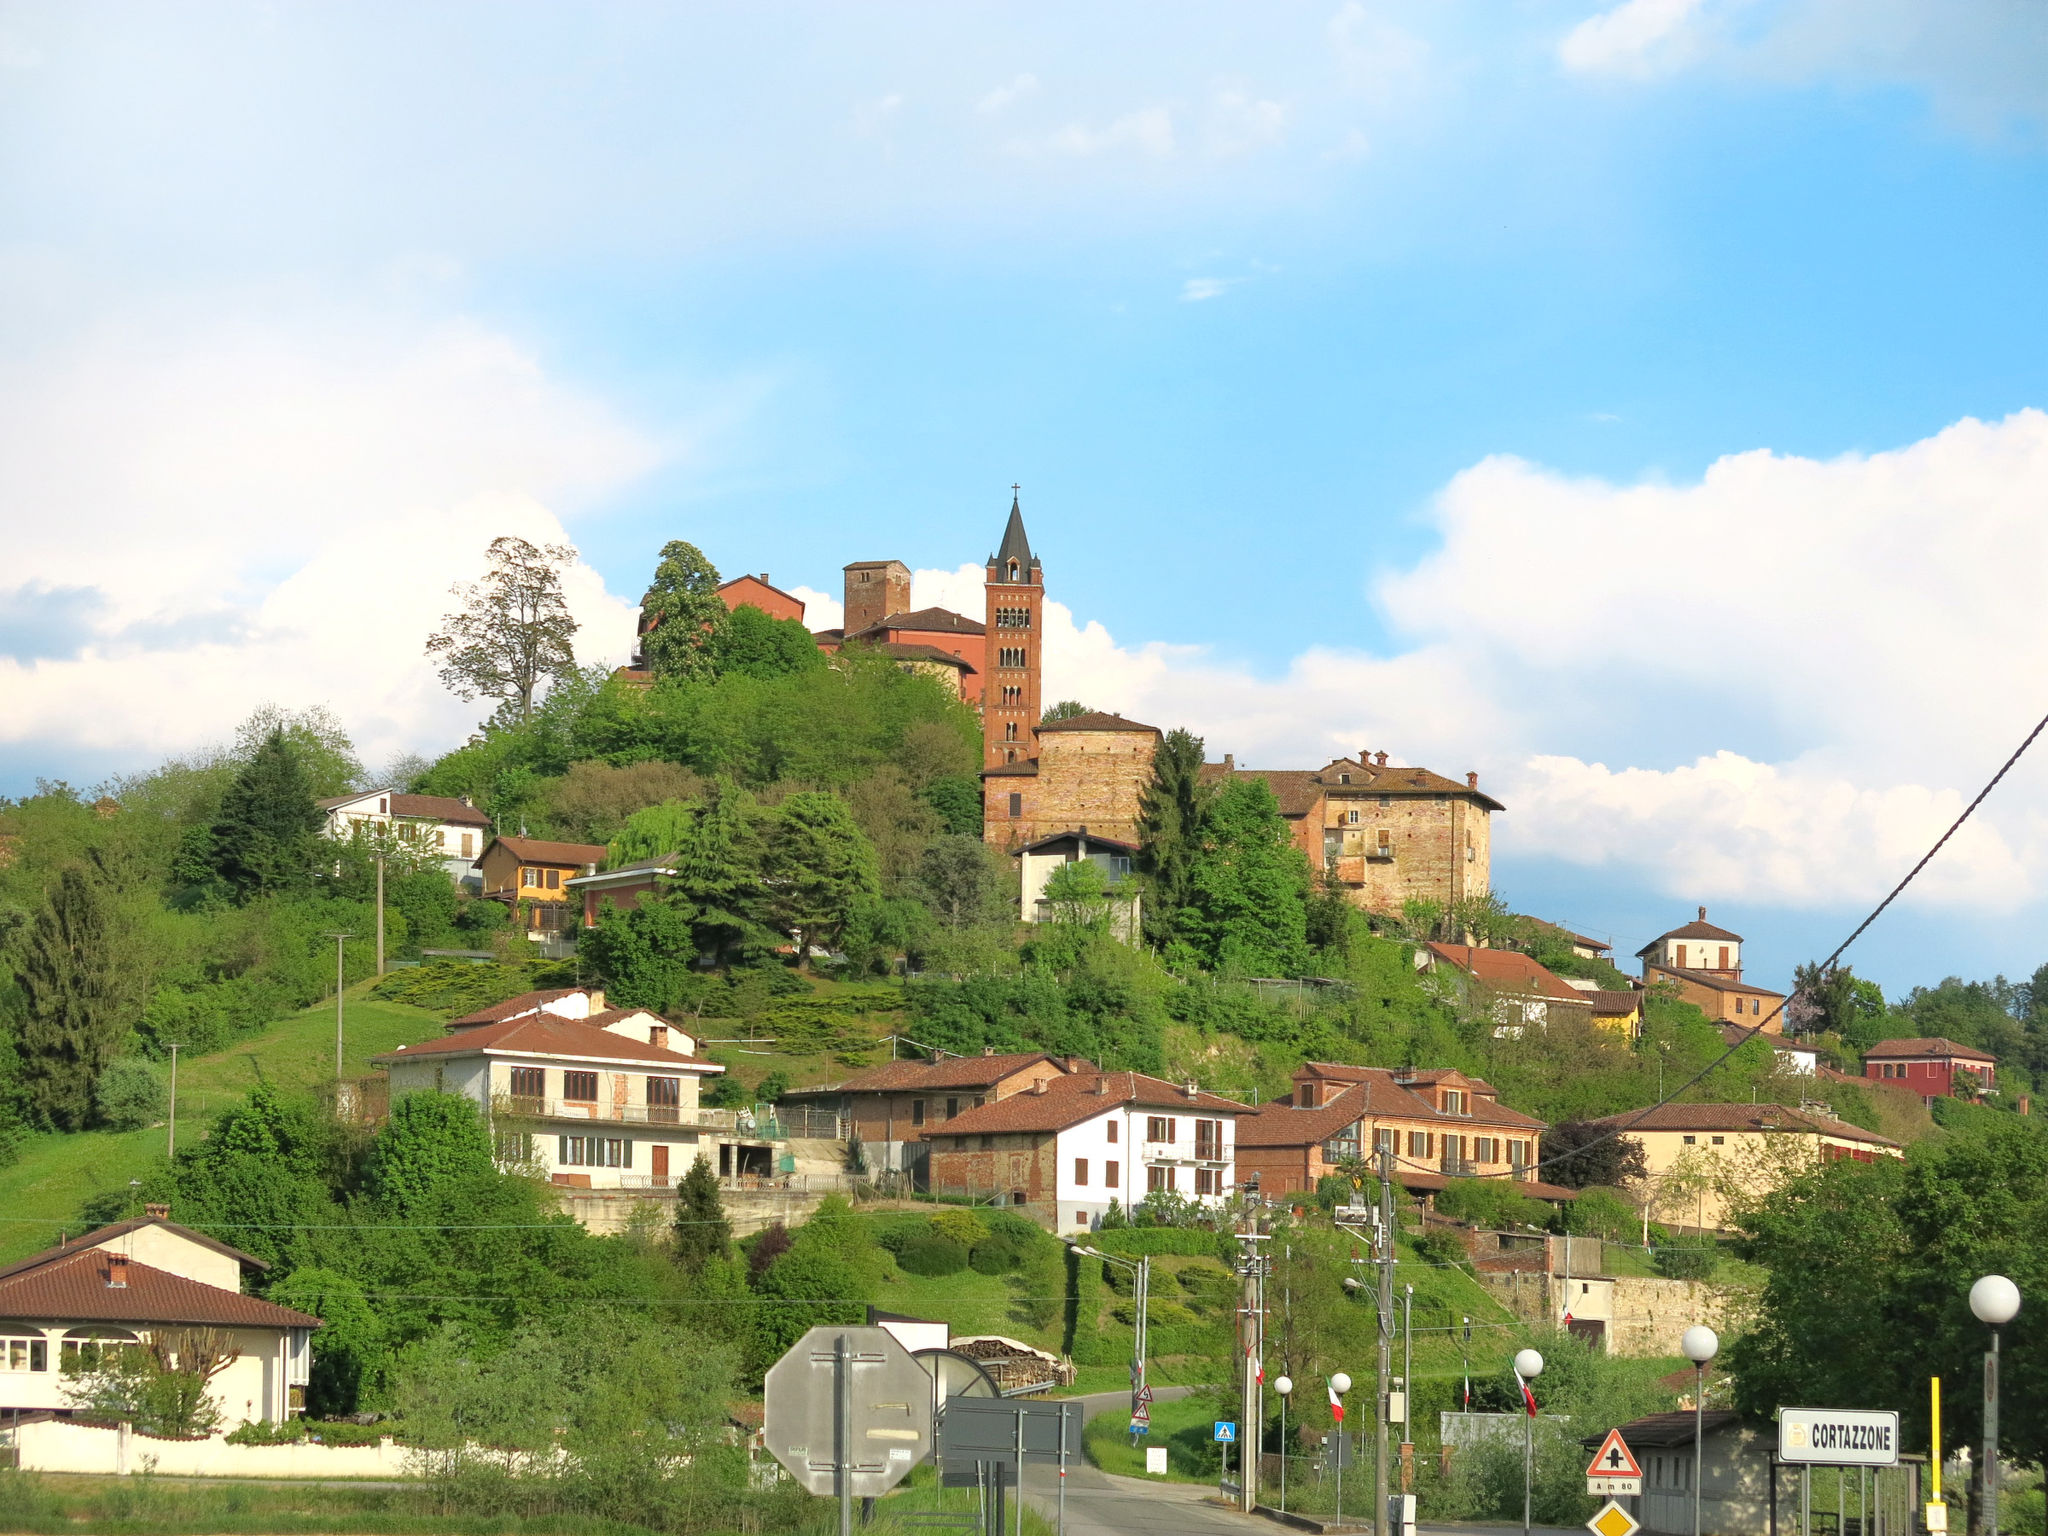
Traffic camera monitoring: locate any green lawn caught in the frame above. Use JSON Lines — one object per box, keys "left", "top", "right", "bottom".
{"left": 0, "top": 983, "right": 446, "bottom": 1264}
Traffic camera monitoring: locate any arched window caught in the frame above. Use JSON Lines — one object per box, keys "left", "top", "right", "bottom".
{"left": 1007, "top": 560, "right": 1019, "bottom": 580}
{"left": 61, "top": 1326, "right": 139, "bottom": 1373}
{"left": 0, "top": 1328, "right": 49, "bottom": 1373}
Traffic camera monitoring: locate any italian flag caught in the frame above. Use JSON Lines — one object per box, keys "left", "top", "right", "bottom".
{"left": 1520, "top": 1380, "right": 1539, "bottom": 1418}
{"left": 1248, "top": 1344, "right": 1263, "bottom": 1385}
{"left": 1328, "top": 1382, "right": 1345, "bottom": 1423}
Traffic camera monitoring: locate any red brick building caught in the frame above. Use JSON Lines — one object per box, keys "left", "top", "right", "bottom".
{"left": 1863, "top": 1037, "right": 1996, "bottom": 1101}
{"left": 1636, "top": 908, "right": 1786, "bottom": 1029}
{"left": 982, "top": 497, "right": 1044, "bottom": 769}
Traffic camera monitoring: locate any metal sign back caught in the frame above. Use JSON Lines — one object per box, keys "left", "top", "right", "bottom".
{"left": 763, "top": 1326, "right": 935, "bottom": 1497}
{"left": 935, "top": 1397, "right": 1084, "bottom": 1463}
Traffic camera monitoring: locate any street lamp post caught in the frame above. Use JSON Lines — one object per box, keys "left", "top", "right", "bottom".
{"left": 1274, "top": 1375, "right": 1293, "bottom": 1513}
{"left": 1514, "top": 1349, "right": 1544, "bottom": 1536}
{"left": 1330, "top": 1371, "right": 1351, "bottom": 1526}
{"left": 1075, "top": 1246, "right": 1150, "bottom": 1442}
{"left": 1970, "top": 1275, "right": 2021, "bottom": 1536}
{"left": 322, "top": 931, "right": 352, "bottom": 1085}
{"left": 1681, "top": 1327, "right": 1721, "bottom": 1536}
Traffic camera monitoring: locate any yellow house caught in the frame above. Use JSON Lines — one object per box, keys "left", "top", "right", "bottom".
{"left": 475, "top": 836, "right": 608, "bottom": 941}
{"left": 1582, "top": 1101, "right": 1900, "bottom": 1232}
{"left": 1585, "top": 987, "right": 1643, "bottom": 1038}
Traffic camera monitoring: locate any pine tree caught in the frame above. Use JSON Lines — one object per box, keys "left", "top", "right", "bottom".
{"left": 16, "top": 864, "right": 125, "bottom": 1131}
{"left": 672, "top": 1154, "right": 731, "bottom": 1271}
{"left": 1135, "top": 727, "right": 1213, "bottom": 948}
{"left": 638, "top": 539, "right": 728, "bottom": 682}
{"left": 1182, "top": 776, "right": 1312, "bottom": 977}
{"left": 677, "top": 781, "right": 773, "bottom": 963}
{"left": 765, "top": 791, "right": 880, "bottom": 967}
{"left": 200, "top": 729, "right": 324, "bottom": 902}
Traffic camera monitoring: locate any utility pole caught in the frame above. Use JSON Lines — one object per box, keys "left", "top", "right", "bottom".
{"left": 1401, "top": 1282, "right": 1415, "bottom": 1493}
{"left": 165, "top": 1044, "right": 181, "bottom": 1160}
{"left": 1377, "top": 1140, "right": 1396, "bottom": 1536}
{"left": 324, "top": 932, "right": 352, "bottom": 1085}
{"left": 375, "top": 854, "right": 386, "bottom": 975}
{"left": 1237, "top": 1222, "right": 1270, "bottom": 1514}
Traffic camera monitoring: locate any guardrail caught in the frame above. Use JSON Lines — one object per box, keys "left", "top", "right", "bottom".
{"left": 497, "top": 1097, "right": 740, "bottom": 1130}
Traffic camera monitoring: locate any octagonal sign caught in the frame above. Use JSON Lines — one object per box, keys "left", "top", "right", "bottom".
{"left": 763, "top": 1326, "right": 934, "bottom": 1498}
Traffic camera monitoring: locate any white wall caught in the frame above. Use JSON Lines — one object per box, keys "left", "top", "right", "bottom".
{"left": 1050, "top": 1103, "right": 1236, "bottom": 1233}
{"left": 90, "top": 1227, "right": 242, "bottom": 1292}
{"left": 8, "top": 1417, "right": 419, "bottom": 1478}
{"left": 0, "top": 1325, "right": 303, "bottom": 1423}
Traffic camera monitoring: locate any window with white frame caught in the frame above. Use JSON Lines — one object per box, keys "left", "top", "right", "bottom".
{"left": 559, "top": 1136, "right": 631, "bottom": 1168}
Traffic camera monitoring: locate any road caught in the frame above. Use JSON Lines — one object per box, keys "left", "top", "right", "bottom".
{"left": 1017, "top": 1390, "right": 1585, "bottom": 1536}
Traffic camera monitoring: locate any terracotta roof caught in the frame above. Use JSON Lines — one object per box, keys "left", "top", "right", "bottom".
{"left": 1008, "top": 831, "right": 1139, "bottom": 856}
{"left": 1863, "top": 1037, "right": 1996, "bottom": 1062}
{"left": 1587, "top": 989, "right": 1643, "bottom": 1016}
{"left": 1636, "top": 912, "right": 1744, "bottom": 953}
{"left": 849, "top": 608, "right": 986, "bottom": 638}
{"left": 1583, "top": 1101, "right": 1898, "bottom": 1147}
{"left": 788, "top": 1053, "right": 1070, "bottom": 1098}
{"left": 318, "top": 791, "right": 491, "bottom": 826}
{"left": 1593, "top": 1411, "right": 1743, "bottom": 1450}
{"left": 1424, "top": 944, "right": 1585, "bottom": 1004}
{"left": 1647, "top": 964, "right": 1784, "bottom": 998}
{"left": 812, "top": 628, "right": 846, "bottom": 644}
{"left": 921, "top": 1071, "right": 1250, "bottom": 1137}
{"left": 1237, "top": 1069, "right": 1544, "bottom": 1148}
{"left": 480, "top": 835, "right": 608, "bottom": 868}
{"left": 449, "top": 988, "right": 587, "bottom": 1027}
{"left": 873, "top": 641, "right": 978, "bottom": 672}
{"left": 373, "top": 1014, "right": 724, "bottom": 1071}
{"left": 1200, "top": 758, "right": 1505, "bottom": 813}
{"left": 0, "top": 1250, "right": 321, "bottom": 1330}
{"left": 718, "top": 574, "right": 805, "bottom": 605}
{"left": 0, "top": 1219, "right": 270, "bottom": 1287}
{"left": 1034, "top": 712, "right": 1162, "bottom": 736}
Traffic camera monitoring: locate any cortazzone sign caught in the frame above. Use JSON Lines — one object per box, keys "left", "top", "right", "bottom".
{"left": 1778, "top": 1408, "right": 1901, "bottom": 1466}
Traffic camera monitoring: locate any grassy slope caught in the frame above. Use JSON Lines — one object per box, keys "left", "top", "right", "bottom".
{"left": 0, "top": 984, "right": 445, "bottom": 1264}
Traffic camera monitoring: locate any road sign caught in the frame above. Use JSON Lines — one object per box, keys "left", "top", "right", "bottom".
{"left": 1585, "top": 1427, "right": 1644, "bottom": 1494}
{"left": 936, "top": 1397, "right": 1084, "bottom": 1465}
{"left": 1135, "top": 1384, "right": 1154, "bottom": 1405}
{"left": 1214, "top": 1421, "right": 1237, "bottom": 1443}
{"left": 763, "top": 1326, "right": 934, "bottom": 1499}
{"left": 1777, "top": 1409, "right": 1901, "bottom": 1466}
{"left": 1587, "top": 1499, "right": 1642, "bottom": 1536}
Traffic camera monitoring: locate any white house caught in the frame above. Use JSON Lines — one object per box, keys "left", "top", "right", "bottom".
{"left": 1011, "top": 830, "right": 1142, "bottom": 941}
{"left": 0, "top": 1212, "right": 318, "bottom": 1426}
{"left": 371, "top": 988, "right": 777, "bottom": 1189}
{"left": 921, "top": 1070, "right": 1251, "bottom": 1234}
{"left": 317, "top": 789, "right": 494, "bottom": 887}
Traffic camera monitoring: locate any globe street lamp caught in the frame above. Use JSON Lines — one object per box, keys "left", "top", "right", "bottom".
{"left": 1681, "top": 1326, "right": 1720, "bottom": 1536}
{"left": 1514, "top": 1349, "right": 1545, "bottom": 1536}
{"left": 1970, "top": 1275, "right": 2021, "bottom": 1536}
{"left": 1330, "top": 1372, "right": 1353, "bottom": 1525}
{"left": 1274, "top": 1376, "right": 1294, "bottom": 1513}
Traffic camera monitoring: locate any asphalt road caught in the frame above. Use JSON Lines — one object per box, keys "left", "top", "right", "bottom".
{"left": 1015, "top": 1390, "right": 1585, "bottom": 1536}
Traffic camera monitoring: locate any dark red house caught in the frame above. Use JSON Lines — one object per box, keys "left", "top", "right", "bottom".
{"left": 1863, "top": 1037, "right": 1996, "bottom": 1102}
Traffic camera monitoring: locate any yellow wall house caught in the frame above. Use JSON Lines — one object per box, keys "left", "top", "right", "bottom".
{"left": 1581, "top": 1101, "right": 1900, "bottom": 1232}
{"left": 474, "top": 836, "right": 608, "bottom": 941}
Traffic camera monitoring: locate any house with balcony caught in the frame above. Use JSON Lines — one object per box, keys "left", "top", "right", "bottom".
{"left": 919, "top": 1069, "right": 1251, "bottom": 1233}
{"left": 0, "top": 1209, "right": 319, "bottom": 1426}
{"left": 317, "top": 789, "right": 495, "bottom": 887}
{"left": 372, "top": 987, "right": 783, "bottom": 1190}
{"left": 781, "top": 1050, "right": 1083, "bottom": 1182}
{"left": 1235, "top": 1062, "right": 1567, "bottom": 1203}
{"left": 473, "top": 836, "right": 608, "bottom": 952}
{"left": 1862, "top": 1037, "right": 1996, "bottom": 1103}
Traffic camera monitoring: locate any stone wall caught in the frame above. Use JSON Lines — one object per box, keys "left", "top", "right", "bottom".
{"left": 926, "top": 1130, "right": 1059, "bottom": 1208}
{"left": 552, "top": 1184, "right": 834, "bottom": 1238}
{"left": 985, "top": 725, "right": 1157, "bottom": 848}
{"left": 1314, "top": 790, "right": 1492, "bottom": 914}
{"left": 1478, "top": 1268, "right": 1736, "bottom": 1358}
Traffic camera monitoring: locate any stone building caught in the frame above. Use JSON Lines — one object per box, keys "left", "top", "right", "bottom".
{"left": 1199, "top": 752, "right": 1500, "bottom": 916}
{"left": 982, "top": 710, "right": 1161, "bottom": 848}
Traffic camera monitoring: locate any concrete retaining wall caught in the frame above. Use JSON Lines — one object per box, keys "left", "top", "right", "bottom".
{"left": 552, "top": 1185, "right": 828, "bottom": 1237}
{"left": 6, "top": 1418, "right": 416, "bottom": 1478}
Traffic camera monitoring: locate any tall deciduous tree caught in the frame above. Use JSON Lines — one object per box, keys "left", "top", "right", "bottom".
{"left": 16, "top": 863, "right": 126, "bottom": 1130}
{"left": 580, "top": 895, "right": 698, "bottom": 1012}
{"left": 765, "top": 791, "right": 880, "bottom": 967}
{"left": 366, "top": 1090, "right": 497, "bottom": 1216}
{"left": 426, "top": 535, "right": 581, "bottom": 722}
{"left": 1537, "top": 1120, "right": 1648, "bottom": 1189}
{"left": 1180, "top": 776, "right": 1310, "bottom": 976}
{"left": 638, "top": 539, "right": 727, "bottom": 683}
{"left": 709, "top": 603, "right": 822, "bottom": 679}
{"left": 178, "top": 728, "right": 324, "bottom": 902}
{"left": 232, "top": 703, "right": 364, "bottom": 799}
{"left": 915, "top": 835, "right": 1009, "bottom": 931}
{"left": 672, "top": 1154, "right": 732, "bottom": 1271}
{"left": 1135, "top": 728, "right": 1213, "bottom": 949}
{"left": 673, "top": 781, "right": 772, "bottom": 963}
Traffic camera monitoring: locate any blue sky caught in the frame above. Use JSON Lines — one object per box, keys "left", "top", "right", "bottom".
{"left": 4, "top": 0, "right": 2048, "bottom": 996}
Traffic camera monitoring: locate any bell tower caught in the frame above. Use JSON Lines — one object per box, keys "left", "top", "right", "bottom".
{"left": 983, "top": 490, "right": 1044, "bottom": 771}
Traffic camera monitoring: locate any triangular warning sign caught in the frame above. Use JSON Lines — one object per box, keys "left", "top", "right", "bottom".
{"left": 1586, "top": 1428, "right": 1643, "bottom": 1481}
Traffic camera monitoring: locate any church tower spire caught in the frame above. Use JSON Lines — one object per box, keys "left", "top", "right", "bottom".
{"left": 983, "top": 487, "right": 1044, "bottom": 775}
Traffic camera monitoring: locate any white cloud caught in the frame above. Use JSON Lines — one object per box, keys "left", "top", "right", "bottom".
{"left": 1328, "top": 2, "right": 1431, "bottom": 99}
{"left": 1179, "top": 277, "right": 1237, "bottom": 302}
{"left": 1559, "top": 0, "right": 1716, "bottom": 77}
{"left": 1048, "top": 107, "right": 1175, "bottom": 158}
{"left": 790, "top": 586, "right": 842, "bottom": 631}
{"left": 0, "top": 305, "right": 663, "bottom": 774}
{"left": 1209, "top": 89, "right": 1288, "bottom": 154}
{"left": 977, "top": 73, "right": 1040, "bottom": 114}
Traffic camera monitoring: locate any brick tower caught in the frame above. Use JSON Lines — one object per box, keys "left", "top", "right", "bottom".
{"left": 843, "top": 559, "right": 911, "bottom": 636}
{"left": 983, "top": 492, "right": 1044, "bottom": 770}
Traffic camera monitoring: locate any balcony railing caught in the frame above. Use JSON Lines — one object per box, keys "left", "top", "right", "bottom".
{"left": 497, "top": 1096, "right": 738, "bottom": 1130}
{"left": 1440, "top": 1156, "right": 1478, "bottom": 1178}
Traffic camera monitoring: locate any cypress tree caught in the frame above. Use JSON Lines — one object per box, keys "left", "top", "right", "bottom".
{"left": 203, "top": 728, "right": 325, "bottom": 902}
{"left": 17, "top": 864, "right": 125, "bottom": 1130}
{"left": 672, "top": 1153, "right": 732, "bottom": 1271}
{"left": 1135, "top": 727, "right": 1213, "bottom": 948}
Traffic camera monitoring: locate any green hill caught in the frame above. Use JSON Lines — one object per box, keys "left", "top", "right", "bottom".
{"left": 0, "top": 985, "right": 445, "bottom": 1264}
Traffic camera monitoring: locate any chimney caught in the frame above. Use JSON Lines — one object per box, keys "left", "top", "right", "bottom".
{"left": 2020, "top": 1094, "right": 2032, "bottom": 1117}
{"left": 460, "top": 795, "right": 474, "bottom": 808}
{"left": 1466, "top": 771, "right": 1478, "bottom": 789}
{"left": 1699, "top": 905, "right": 1708, "bottom": 921}
{"left": 1032, "top": 1078, "right": 1049, "bottom": 1095}
{"left": 759, "top": 573, "right": 770, "bottom": 584}
{"left": 1092, "top": 1077, "right": 1109, "bottom": 1096}
{"left": 1375, "top": 752, "right": 1388, "bottom": 767}
{"left": 106, "top": 1253, "right": 129, "bottom": 1289}
{"left": 1223, "top": 753, "right": 1234, "bottom": 771}
{"left": 983, "top": 1045, "right": 996, "bottom": 1057}
{"left": 586, "top": 989, "right": 605, "bottom": 1013}
{"left": 143, "top": 1203, "right": 169, "bottom": 1220}
{"left": 1182, "top": 1081, "right": 1199, "bottom": 1100}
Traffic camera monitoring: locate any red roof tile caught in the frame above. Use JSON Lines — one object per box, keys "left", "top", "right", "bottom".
{"left": 1034, "top": 712, "right": 1161, "bottom": 735}
{"left": 921, "top": 1071, "right": 1249, "bottom": 1138}
{"left": 482, "top": 836, "right": 608, "bottom": 867}
{"left": 0, "top": 1250, "right": 321, "bottom": 1330}
{"left": 1424, "top": 944, "right": 1585, "bottom": 1004}
{"left": 0, "top": 1220, "right": 269, "bottom": 1287}
{"left": 1583, "top": 1101, "right": 1898, "bottom": 1146}
{"left": 1647, "top": 964, "right": 1784, "bottom": 998}
{"left": 374, "top": 1015, "right": 723, "bottom": 1070}
{"left": 789, "top": 1053, "right": 1072, "bottom": 1098}
{"left": 1863, "top": 1037, "right": 1995, "bottom": 1062}
{"left": 448, "top": 988, "right": 587, "bottom": 1028}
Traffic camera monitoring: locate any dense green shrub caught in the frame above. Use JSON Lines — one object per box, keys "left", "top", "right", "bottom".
{"left": 1411, "top": 1229, "right": 1470, "bottom": 1269}
{"left": 896, "top": 1232, "right": 968, "bottom": 1276}
{"left": 369, "top": 959, "right": 540, "bottom": 1016}
{"left": 969, "top": 1231, "right": 1032, "bottom": 1275}
{"left": 1434, "top": 1176, "right": 1549, "bottom": 1230}
{"left": 93, "top": 1057, "right": 167, "bottom": 1130}
{"left": 1654, "top": 1243, "right": 1717, "bottom": 1281}
{"left": 930, "top": 1208, "right": 990, "bottom": 1248}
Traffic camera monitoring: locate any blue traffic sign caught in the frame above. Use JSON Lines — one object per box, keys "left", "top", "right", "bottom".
{"left": 1214, "top": 1421, "right": 1237, "bottom": 1443}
